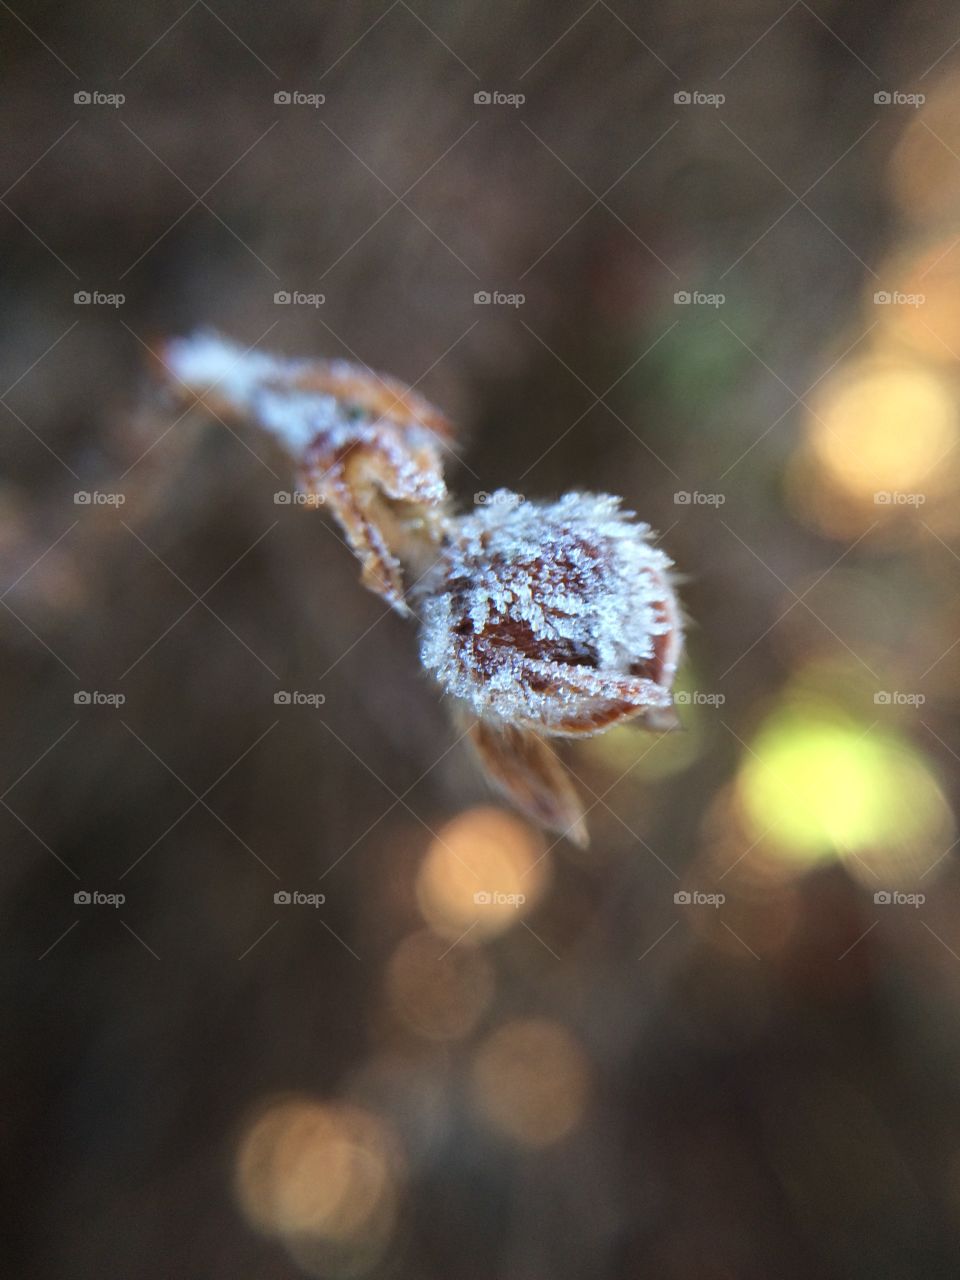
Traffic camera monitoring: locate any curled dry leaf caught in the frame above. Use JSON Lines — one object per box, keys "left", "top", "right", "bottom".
{"left": 155, "top": 334, "right": 684, "bottom": 844}
{"left": 464, "top": 715, "right": 590, "bottom": 847}
{"left": 162, "top": 333, "right": 452, "bottom": 613}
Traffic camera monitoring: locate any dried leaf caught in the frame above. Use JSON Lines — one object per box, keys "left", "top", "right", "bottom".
{"left": 466, "top": 716, "right": 589, "bottom": 847}
{"left": 161, "top": 333, "right": 453, "bottom": 612}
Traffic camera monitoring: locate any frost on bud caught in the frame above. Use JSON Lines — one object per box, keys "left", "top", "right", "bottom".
{"left": 417, "top": 491, "right": 682, "bottom": 737}
{"left": 161, "top": 332, "right": 453, "bottom": 613}
{"left": 153, "top": 336, "right": 687, "bottom": 846}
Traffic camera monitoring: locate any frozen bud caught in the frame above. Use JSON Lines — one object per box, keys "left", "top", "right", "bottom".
{"left": 153, "top": 333, "right": 689, "bottom": 844}
{"left": 418, "top": 491, "right": 683, "bottom": 736}
{"left": 161, "top": 332, "right": 453, "bottom": 613}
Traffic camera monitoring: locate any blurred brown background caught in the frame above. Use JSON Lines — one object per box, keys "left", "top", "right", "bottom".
{"left": 5, "top": 1, "right": 960, "bottom": 1276}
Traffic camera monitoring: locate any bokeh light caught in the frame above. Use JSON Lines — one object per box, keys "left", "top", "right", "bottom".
{"left": 890, "top": 81, "right": 960, "bottom": 225}
{"left": 235, "top": 1096, "right": 400, "bottom": 1272}
{"left": 385, "top": 928, "right": 494, "bottom": 1041}
{"left": 470, "top": 1018, "right": 589, "bottom": 1147}
{"left": 416, "top": 807, "right": 548, "bottom": 940}
{"left": 873, "top": 241, "right": 960, "bottom": 362}
{"left": 807, "top": 359, "right": 956, "bottom": 503}
{"left": 737, "top": 704, "right": 954, "bottom": 884}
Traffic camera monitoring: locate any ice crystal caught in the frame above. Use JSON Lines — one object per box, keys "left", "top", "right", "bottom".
{"left": 164, "top": 332, "right": 284, "bottom": 417}
{"left": 164, "top": 332, "right": 451, "bottom": 457}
